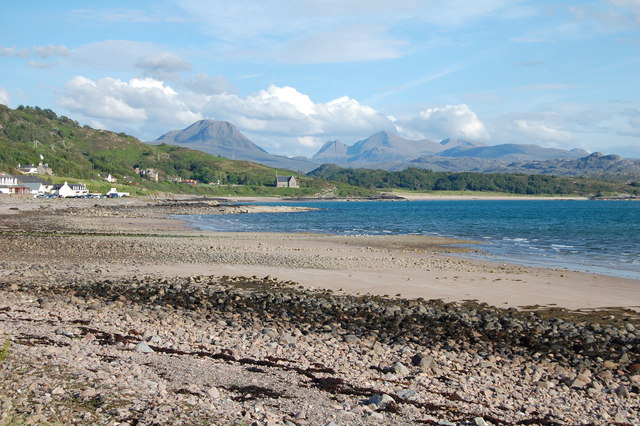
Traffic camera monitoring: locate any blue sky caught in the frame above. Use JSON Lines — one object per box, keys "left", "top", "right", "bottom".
{"left": 1, "top": 0, "right": 639, "bottom": 158}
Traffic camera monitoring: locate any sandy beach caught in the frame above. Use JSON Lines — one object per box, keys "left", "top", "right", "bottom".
{"left": 1, "top": 195, "right": 635, "bottom": 311}
{"left": 1, "top": 196, "right": 638, "bottom": 424}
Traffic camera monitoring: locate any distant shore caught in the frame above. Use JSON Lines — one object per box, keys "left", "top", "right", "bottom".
{"left": 220, "top": 194, "right": 590, "bottom": 203}
{"left": 390, "top": 193, "right": 589, "bottom": 201}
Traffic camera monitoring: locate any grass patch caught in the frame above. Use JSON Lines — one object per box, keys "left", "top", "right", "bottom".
{"left": 0, "top": 335, "right": 9, "bottom": 363}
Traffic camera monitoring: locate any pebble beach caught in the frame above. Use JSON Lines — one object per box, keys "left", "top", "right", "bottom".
{"left": 0, "top": 196, "right": 638, "bottom": 425}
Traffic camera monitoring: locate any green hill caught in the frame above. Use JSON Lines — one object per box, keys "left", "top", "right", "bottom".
{"left": 308, "top": 164, "right": 640, "bottom": 197}
{"left": 0, "top": 105, "right": 371, "bottom": 197}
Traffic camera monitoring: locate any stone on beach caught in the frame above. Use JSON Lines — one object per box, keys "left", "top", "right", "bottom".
{"left": 134, "top": 342, "right": 155, "bottom": 353}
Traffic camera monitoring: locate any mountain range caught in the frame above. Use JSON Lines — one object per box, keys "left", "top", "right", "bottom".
{"left": 311, "top": 133, "right": 480, "bottom": 165}
{"left": 153, "top": 120, "right": 639, "bottom": 179}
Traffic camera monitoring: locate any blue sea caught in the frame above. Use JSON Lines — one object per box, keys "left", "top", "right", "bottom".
{"left": 181, "top": 200, "right": 640, "bottom": 280}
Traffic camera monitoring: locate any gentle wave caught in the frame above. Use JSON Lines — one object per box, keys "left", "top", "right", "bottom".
{"left": 179, "top": 200, "right": 640, "bottom": 280}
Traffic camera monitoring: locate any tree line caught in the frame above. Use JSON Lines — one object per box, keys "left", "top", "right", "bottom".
{"left": 308, "top": 164, "right": 639, "bottom": 196}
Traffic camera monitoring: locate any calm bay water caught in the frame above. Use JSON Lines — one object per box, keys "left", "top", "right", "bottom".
{"left": 181, "top": 200, "right": 640, "bottom": 280}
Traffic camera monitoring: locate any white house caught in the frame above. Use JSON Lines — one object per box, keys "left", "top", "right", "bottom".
{"left": 53, "top": 182, "right": 88, "bottom": 198}
{"left": 106, "top": 188, "right": 130, "bottom": 198}
{"left": 0, "top": 172, "right": 18, "bottom": 186}
{"left": 0, "top": 172, "right": 18, "bottom": 194}
{"left": 16, "top": 162, "right": 53, "bottom": 175}
{"left": 0, "top": 173, "right": 31, "bottom": 195}
{"left": 100, "top": 173, "right": 117, "bottom": 183}
{"left": 16, "top": 164, "right": 38, "bottom": 174}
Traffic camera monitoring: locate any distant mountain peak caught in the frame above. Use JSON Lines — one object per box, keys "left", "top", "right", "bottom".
{"left": 439, "top": 138, "right": 483, "bottom": 149}
{"left": 154, "top": 120, "right": 316, "bottom": 172}
{"left": 312, "top": 132, "right": 479, "bottom": 165}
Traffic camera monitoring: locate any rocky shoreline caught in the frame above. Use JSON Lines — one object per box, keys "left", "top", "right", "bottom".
{"left": 0, "top": 197, "right": 639, "bottom": 425}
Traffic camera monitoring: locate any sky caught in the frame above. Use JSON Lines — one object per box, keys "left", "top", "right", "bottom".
{"left": 1, "top": 0, "right": 639, "bottom": 158}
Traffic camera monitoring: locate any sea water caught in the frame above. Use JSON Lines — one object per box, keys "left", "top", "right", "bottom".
{"left": 181, "top": 200, "right": 640, "bottom": 280}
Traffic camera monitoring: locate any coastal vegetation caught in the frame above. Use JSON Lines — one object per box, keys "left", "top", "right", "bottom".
{"left": 308, "top": 164, "right": 640, "bottom": 197}
{"left": 0, "top": 335, "right": 9, "bottom": 363}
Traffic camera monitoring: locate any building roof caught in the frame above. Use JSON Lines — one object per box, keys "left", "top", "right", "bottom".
{"left": 20, "top": 182, "right": 42, "bottom": 189}
{"left": 0, "top": 172, "right": 16, "bottom": 178}
{"left": 17, "top": 176, "right": 51, "bottom": 184}
{"left": 276, "top": 175, "right": 294, "bottom": 182}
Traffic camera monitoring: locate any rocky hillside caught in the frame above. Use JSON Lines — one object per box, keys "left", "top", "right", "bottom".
{"left": 0, "top": 105, "right": 304, "bottom": 188}
{"left": 405, "top": 152, "right": 640, "bottom": 181}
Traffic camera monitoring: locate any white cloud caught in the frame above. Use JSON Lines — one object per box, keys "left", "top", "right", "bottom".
{"left": 136, "top": 52, "right": 192, "bottom": 74}
{"left": 0, "top": 44, "right": 69, "bottom": 58}
{"left": 134, "top": 52, "right": 193, "bottom": 82}
{"left": 28, "top": 60, "right": 54, "bottom": 69}
{"left": 33, "top": 45, "right": 70, "bottom": 58}
{"left": 197, "top": 85, "right": 394, "bottom": 142}
{"left": 60, "top": 76, "right": 148, "bottom": 122}
{"left": 607, "top": 0, "right": 640, "bottom": 25}
{"left": 297, "top": 136, "right": 323, "bottom": 149}
{"left": 514, "top": 120, "right": 573, "bottom": 143}
{"left": 2, "top": 41, "right": 192, "bottom": 77}
{"left": 59, "top": 76, "right": 201, "bottom": 126}
{"left": 625, "top": 108, "right": 640, "bottom": 128}
{"left": 0, "top": 46, "right": 28, "bottom": 57}
{"left": 0, "top": 87, "right": 9, "bottom": 106}
{"left": 398, "top": 104, "right": 490, "bottom": 141}
{"left": 70, "top": 40, "right": 168, "bottom": 71}
{"left": 316, "top": 96, "right": 395, "bottom": 135}
{"left": 89, "top": 120, "right": 107, "bottom": 130}
{"left": 176, "top": 0, "right": 520, "bottom": 64}
{"left": 185, "top": 73, "right": 237, "bottom": 95}
{"left": 69, "top": 8, "right": 177, "bottom": 24}
{"left": 258, "top": 85, "right": 316, "bottom": 116}
{"left": 277, "top": 24, "right": 405, "bottom": 64}
{"left": 483, "top": 104, "right": 640, "bottom": 156}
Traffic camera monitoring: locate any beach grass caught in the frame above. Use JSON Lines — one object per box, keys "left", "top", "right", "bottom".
{"left": 0, "top": 335, "right": 10, "bottom": 363}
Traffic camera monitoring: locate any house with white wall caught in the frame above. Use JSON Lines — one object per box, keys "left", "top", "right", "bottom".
{"left": 17, "top": 162, "right": 53, "bottom": 175}
{"left": 1, "top": 172, "right": 18, "bottom": 194}
{"left": 0, "top": 172, "right": 17, "bottom": 187}
{"left": 53, "top": 182, "right": 88, "bottom": 197}
{"left": 100, "top": 173, "right": 117, "bottom": 183}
